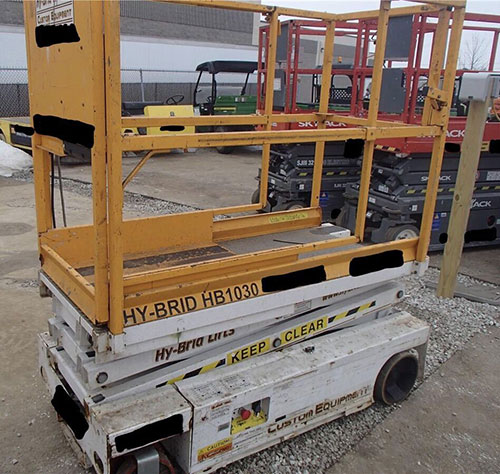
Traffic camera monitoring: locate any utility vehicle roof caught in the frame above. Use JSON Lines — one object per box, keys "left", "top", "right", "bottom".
{"left": 196, "top": 61, "right": 259, "bottom": 74}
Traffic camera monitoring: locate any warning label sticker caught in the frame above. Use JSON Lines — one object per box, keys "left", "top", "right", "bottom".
{"left": 197, "top": 437, "right": 233, "bottom": 462}
{"left": 36, "top": 0, "right": 74, "bottom": 27}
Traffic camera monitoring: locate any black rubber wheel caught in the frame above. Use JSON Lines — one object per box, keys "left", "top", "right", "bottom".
{"left": 251, "top": 188, "right": 260, "bottom": 204}
{"left": 384, "top": 224, "right": 419, "bottom": 241}
{"left": 374, "top": 352, "right": 419, "bottom": 405}
{"left": 252, "top": 187, "right": 272, "bottom": 213}
{"left": 333, "top": 207, "right": 347, "bottom": 226}
{"left": 285, "top": 201, "right": 305, "bottom": 210}
{"left": 215, "top": 126, "right": 235, "bottom": 154}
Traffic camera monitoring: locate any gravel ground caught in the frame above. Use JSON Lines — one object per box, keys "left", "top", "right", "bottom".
{"left": 12, "top": 169, "right": 500, "bottom": 473}
{"left": 12, "top": 170, "right": 199, "bottom": 216}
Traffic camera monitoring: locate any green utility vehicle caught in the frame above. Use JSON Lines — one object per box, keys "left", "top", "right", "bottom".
{"left": 194, "top": 61, "right": 258, "bottom": 154}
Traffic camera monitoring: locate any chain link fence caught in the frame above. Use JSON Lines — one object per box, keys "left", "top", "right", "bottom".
{"left": 0, "top": 68, "right": 212, "bottom": 117}
{"left": 121, "top": 68, "right": 202, "bottom": 105}
{"left": 0, "top": 68, "right": 30, "bottom": 117}
{"left": 0, "top": 67, "right": 255, "bottom": 117}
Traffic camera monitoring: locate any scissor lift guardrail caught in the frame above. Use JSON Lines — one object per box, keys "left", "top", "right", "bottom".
{"left": 24, "top": 0, "right": 465, "bottom": 337}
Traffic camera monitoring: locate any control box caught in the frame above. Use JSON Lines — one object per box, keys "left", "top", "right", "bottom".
{"left": 459, "top": 72, "right": 500, "bottom": 102}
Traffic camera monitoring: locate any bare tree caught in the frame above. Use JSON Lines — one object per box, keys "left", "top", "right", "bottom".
{"left": 460, "top": 34, "right": 488, "bottom": 71}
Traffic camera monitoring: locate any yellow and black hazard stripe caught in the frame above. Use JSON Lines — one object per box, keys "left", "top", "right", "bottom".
{"left": 404, "top": 183, "right": 500, "bottom": 195}
{"left": 168, "top": 358, "right": 226, "bottom": 384}
{"left": 296, "top": 170, "right": 360, "bottom": 177}
{"left": 481, "top": 141, "right": 489, "bottom": 152}
{"left": 404, "top": 186, "right": 482, "bottom": 195}
{"left": 375, "top": 145, "right": 399, "bottom": 153}
{"left": 327, "top": 300, "right": 376, "bottom": 323}
{"left": 479, "top": 185, "right": 500, "bottom": 191}
{"left": 166, "top": 299, "right": 377, "bottom": 385}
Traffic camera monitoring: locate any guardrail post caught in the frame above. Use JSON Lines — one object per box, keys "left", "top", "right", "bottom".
{"left": 355, "top": 0, "right": 391, "bottom": 241}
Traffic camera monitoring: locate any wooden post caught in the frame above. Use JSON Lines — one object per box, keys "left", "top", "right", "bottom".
{"left": 437, "top": 99, "right": 490, "bottom": 298}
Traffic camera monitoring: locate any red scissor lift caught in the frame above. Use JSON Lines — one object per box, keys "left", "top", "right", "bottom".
{"left": 255, "top": 12, "right": 500, "bottom": 248}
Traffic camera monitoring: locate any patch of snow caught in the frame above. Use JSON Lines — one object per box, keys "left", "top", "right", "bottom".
{"left": 0, "top": 140, "right": 32, "bottom": 177}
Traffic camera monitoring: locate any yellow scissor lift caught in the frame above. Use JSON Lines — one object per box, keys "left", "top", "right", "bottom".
{"left": 26, "top": 1, "right": 466, "bottom": 473}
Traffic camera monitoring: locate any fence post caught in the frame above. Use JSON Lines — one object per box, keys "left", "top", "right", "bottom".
{"left": 139, "top": 68, "right": 145, "bottom": 102}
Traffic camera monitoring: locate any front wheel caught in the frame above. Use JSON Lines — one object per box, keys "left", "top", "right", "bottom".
{"left": 374, "top": 352, "right": 419, "bottom": 405}
{"left": 384, "top": 224, "right": 419, "bottom": 241}
{"left": 215, "top": 126, "right": 235, "bottom": 154}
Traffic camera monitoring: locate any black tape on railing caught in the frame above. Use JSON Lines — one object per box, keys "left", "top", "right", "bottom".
{"left": 160, "top": 125, "right": 185, "bottom": 132}
{"left": 35, "top": 24, "right": 80, "bottom": 48}
{"left": 262, "top": 266, "right": 326, "bottom": 293}
{"left": 33, "top": 114, "right": 95, "bottom": 148}
{"left": 349, "top": 250, "right": 404, "bottom": 277}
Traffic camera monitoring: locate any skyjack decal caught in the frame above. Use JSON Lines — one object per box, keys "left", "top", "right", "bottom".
{"left": 446, "top": 129, "right": 465, "bottom": 138}
{"left": 297, "top": 121, "right": 347, "bottom": 128}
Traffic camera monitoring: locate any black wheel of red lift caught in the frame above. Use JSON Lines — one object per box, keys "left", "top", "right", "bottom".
{"left": 374, "top": 351, "right": 419, "bottom": 405}
{"left": 115, "top": 444, "right": 176, "bottom": 474}
{"left": 285, "top": 201, "right": 305, "bottom": 210}
{"left": 333, "top": 207, "right": 347, "bottom": 227}
{"left": 215, "top": 126, "right": 235, "bottom": 154}
{"left": 251, "top": 187, "right": 272, "bottom": 213}
{"left": 384, "top": 224, "right": 419, "bottom": 241}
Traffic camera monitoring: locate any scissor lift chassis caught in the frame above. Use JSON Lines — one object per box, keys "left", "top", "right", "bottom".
{"left": 40, "top": 311, "right": 428, "bottom": 474}
{"left": 40, "top": 257, "right": 427, "bottom": 400}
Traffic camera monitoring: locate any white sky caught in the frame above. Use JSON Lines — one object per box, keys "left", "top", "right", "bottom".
{"left": 269, "top": 0, "right": 500, "bottom": 69}
{"left": 270, "top": 0, "right": 500, "bottom": 15}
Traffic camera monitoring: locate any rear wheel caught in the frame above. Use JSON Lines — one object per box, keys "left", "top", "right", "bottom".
{"left": 285, "top": 201, "right": 305, "bottom": 210}
{"left": 215, "top": 126, "right": 235, "bottom": 154}
{"left": 384, "top": 224, "right": 419, "bottom": 241}
{"left": 374, "top": 352, "right": 419, "bottom": 405}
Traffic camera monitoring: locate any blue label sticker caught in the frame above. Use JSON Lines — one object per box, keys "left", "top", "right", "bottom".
{"left": 432, "top": 213, "right": 441, "bottom": 231}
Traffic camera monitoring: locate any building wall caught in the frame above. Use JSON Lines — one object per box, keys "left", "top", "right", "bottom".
{"left": 120, "top": 1, "right": 255, "bottom": 45}
{"left": 0, "top": 0, "right": 256, "bottom": 45}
